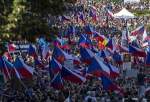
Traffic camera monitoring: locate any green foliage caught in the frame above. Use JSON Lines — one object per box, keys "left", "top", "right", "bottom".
{"left": 133, "top": 9, "right": 150, "bottom": 17}
{"left": 0, "top": 0, "right": 75, "bottom": 43}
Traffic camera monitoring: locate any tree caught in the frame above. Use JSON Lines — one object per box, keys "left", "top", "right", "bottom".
{"left": 0, "top": 0, "right": 76, "bottom": 55}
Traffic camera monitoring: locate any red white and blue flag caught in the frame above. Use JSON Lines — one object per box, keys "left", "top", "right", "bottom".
{"left": 131, "top": 25, "right": 145, "bottom": 36}
{"left": 51, "top": 72, "right": 64, "bottom": 90}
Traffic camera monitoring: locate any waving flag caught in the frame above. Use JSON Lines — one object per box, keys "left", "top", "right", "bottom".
{"left": 51, "top": 73, "right": 64, "bottom": 90}
{"left": 14, "top": 57, "right": 34, "bottom": 79}
{"left": 7, "top": 43, "right": 16, "bottom": 52}
{"left": 0, "top": 57, "right": 21, "bottom": 79}
{"left": 52, "top": 47, "right": 66, "bottom": 63}
{"left": 100, "top": 76, "right": 123, "bottom": 94}
{"left": 61, "top": 66, "right": 86, "bottom": 84}
{"left": 98, "top": 50, "right": 111, "bottom": 63}
{"left": 0, "top": 56, "right": 11, "bottom": 79}
{"left": 49, "top": 58, "right": 62, "bottom": 74}
{"left": 106, "top": 38, "right": 115, "bottom": 50}
{"left": 131, "top": 25, "right": 144, "bottom": 36}
{"left": 80, "top": 47, "right": 94, "bottom": 64}
{"left": 79, "top": 34, "right": 92, "bottom": 48}
{"left": 28, "top": 44, "right": 38, "bottom": 58}
{"left": 93, "top": 32, "right": 108, "bottom": 44}
{"left": 145, "top": 49, "right": 150, "bottom": 66}
{"left": 129, "top": 45, "right": 146, "bottom": 57}
{"left": 107, "top": 64, "right": 120, "bottom": 78}
{"left": 52, "top": 47, "right": 73, "bottom": 63}
{"left": 87, "top": 56, "right": 110, "bottom": 77}
{"left": 4, "top": 52, "right": 13, "bottom": 61}
{"left": 113, "top": 51, "right": 123, "bottom": 65}
{"left": 42, "top": 44, "right": 50, "bottom": 60}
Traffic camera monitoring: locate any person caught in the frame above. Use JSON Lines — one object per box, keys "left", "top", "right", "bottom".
{"left": 137, "top": 69, "right": 146, "bottom": 100}
{"left": 84, "top": 91, "right": 97, "bottom": 102}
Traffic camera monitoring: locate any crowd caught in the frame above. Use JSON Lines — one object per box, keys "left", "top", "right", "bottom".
{"left": 0, "top": 0, "right": 150, "bottom": 102}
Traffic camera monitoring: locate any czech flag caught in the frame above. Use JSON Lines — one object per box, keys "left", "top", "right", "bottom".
{"left": 28, "top": 44, "right": 38, "bottom": 59}
{"left": 0, "top": 57, "right": 21, "bottom": 79}
{"left": 7, "top": 43, "right": 16, "bottom": 52}
{"left": 52, "top": 47, "right": 66, "bottom": 63}
{"left": 107, "top": 64, "right": 120, "bottom": 79}
{"left": 131, "top": 25, "right": 145, "bottom": 36}
{"left": 80, "top": 47, "right": 94, "bottom": 64}
{"left": 100, "top": 76, "right": 123, "bottom": 94}
{"left": 0, "top": 56, "right": 12, "bottom": 79}
{"left": 129, "top": 45, "right": 146, "bottom": 57}
{"left": 49, "top": 58, "right": 62, "bottom": 74}
{"left": 113, "top": 51, "right": 123, "bottom": 65}
{"left": 42, "top": 44, "right": 50, "bottom": 60}
{"left": 61, "top": 66, "right": 86, "bottom": 84}
{"left": 87, "top": 56, "right": 110, "bottom": 77}
{"left": 79, "top": 34, "right": 92, "bottom": 48}
{"left": 51, "top": 72, "right": 64, "bottom": 90}
{"left": 106, "top": 38, "right": 115, "bottom": 50}
{"left": 145, "top": 50, "right": 150, "bottom": 66}
{"left": 14, "top": 57, "right": 34, "bottom": 79}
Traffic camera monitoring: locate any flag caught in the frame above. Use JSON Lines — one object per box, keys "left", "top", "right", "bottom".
{"left": 28, "top": 44, "right": 38, "bottom": 58}
{"left": 100, "top": 76, "right": 123, "bottom": 94}
{"left": 49, "top": 58, "right": 62, "bottom": 74}
{"left": 131, "top": 25, "right": 144, "bottom": 36}
{"left": 113, "top": 51, "right": 123, "bottom": 65}
{"left": 0, "top": 57, "right": 21, "bottom": 79}
{"left": 61, "top": 66, "right": 86, "bottom": 84}
{"left": 0, "top": 56, "right": 11, "bottom": 79}
{"left": 4, "top": 52, "right": 13, "bottom": 61}
{"left": 42, "top": 44, "right": 50, "bottom": 60}
{"left": 107, "top": 64, "right": 120, "bottom": 78}
{"left": 51, "top": 72, "right": 64, "bottom": 90}
{"left": 93, "top": 32, "right": 106, "bottom": 42}
{"left": 87, "top": 56, "right": 110, "bottom": 77}
{"left": 145, "top": 49, "right": 150, "bottom": 66}
{"left": 79, "top": 34, "right": 92, "bottom": 48}
{"left": 129, "top": 45, "right": 146, "bottom": 57}
{"left": 52, "top": 47, "right": 74, "bottom": 63}
{"left": 106, "top": 38, "right": 115, "bottom": 50}
{"left": 80, "top": 47, "right": 94, "bottom": 64}
{"left": 52, "top": 47, "right": 66, "bottom": 63}
{"left": 14, "top": 57, "right": 34, "bottom": 79}
{"left": 7, "top": 43, "right": 16, "bottom": 52}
